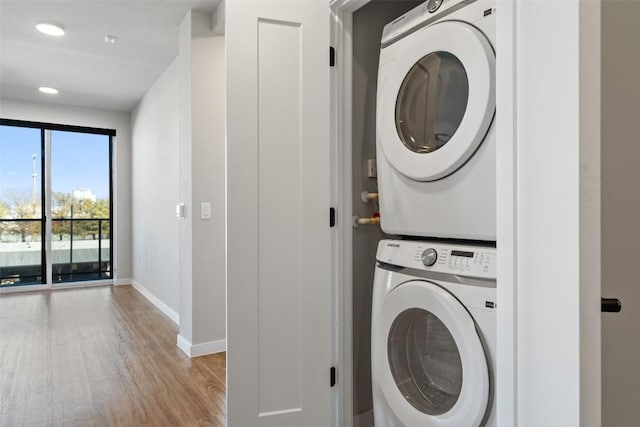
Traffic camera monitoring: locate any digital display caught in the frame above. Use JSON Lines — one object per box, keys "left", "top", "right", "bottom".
{"left": 451, "top": 250, "right": 474, "bottom": 258}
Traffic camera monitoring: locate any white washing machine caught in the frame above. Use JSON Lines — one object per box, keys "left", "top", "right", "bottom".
{"left": 372, "top": 239, "right": 496, "bottom": 427}
{"left": 376, "top": 0, "right": 496, "bottom": 240}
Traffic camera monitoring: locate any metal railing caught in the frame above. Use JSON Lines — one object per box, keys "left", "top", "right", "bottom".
{"left": 0, "top": 217, "right": 111, "bottom": 285}
{"left": 0, "top": 218, "right": 44, "bottom": 285}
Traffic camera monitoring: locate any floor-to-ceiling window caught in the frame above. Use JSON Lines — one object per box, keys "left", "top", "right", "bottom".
{"left": 0, "top": 125, "right": 44, "bottom": 286}
{"left": 0, "top": 119, "right": 114, "bottom": 288}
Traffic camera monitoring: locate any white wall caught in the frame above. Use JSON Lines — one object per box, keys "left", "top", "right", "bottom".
{"left": 178, "top": 10, "right": 194, "bottom": 341}
{"left": 191, "top": 35, "right": 226, "bottom": 345}
{"left": 177, "top": 10, "right": 226, "bottom": 355}
{"left": 130, "top": 59, "right": 181, "bottom": 316}
{"left": 129, "top": 13, "right": 226, "bottom": 351}
{"left": 0, "top": 98, "right": 132, "bottom": 281}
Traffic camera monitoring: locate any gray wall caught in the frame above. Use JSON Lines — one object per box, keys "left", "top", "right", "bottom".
{"left": 190, "top": 32, "right": 226, "bottom": 346}
{"left": 130, "top": 58, "right": 181, "bottom": 313}
{"left": 177, "top": 9, "right": 194, "bottom": 344}
{"left": 130, "top": 10, "right": 226, "bottom": 349}
{"left": 0, "top": 98, "right": 132, "bottom": 282}
{"left": 601, "top": 1, "right": 640, "bottom": 424}
{"left": 351, "top": 1, "right": 421, "bottom": 419}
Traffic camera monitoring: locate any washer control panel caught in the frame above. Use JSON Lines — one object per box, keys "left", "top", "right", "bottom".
{"left": 377, "top": 239, "right": 496, "bottom": 280}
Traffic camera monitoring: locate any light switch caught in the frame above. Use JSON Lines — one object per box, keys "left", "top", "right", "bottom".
{"left": 200, "top": 202, "right": 212, "bottom": 220}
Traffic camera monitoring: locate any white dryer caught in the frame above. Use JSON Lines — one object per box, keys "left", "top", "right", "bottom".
{"left": 372, "top": 239, "right": 496, "bottom": 427}
{"left": 376, "top": 0, "right": 496, "bottom": 240}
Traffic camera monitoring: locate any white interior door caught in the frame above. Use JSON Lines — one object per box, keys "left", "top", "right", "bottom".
{"left": 226, "top": 1, "right": 332, "bottom": 426}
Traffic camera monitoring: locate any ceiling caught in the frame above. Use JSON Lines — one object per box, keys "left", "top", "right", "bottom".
{"left": 0, "top": 0, "right": 220, "bottom": 112}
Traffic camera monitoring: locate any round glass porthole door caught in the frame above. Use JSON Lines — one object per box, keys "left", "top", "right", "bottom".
{"left": 387, "top": 308, "right": 463, "bottom": 415}
{"left": 373, "top": 280, "right": 490, "bottom": 426}
{"left": 395, "top": 52, "right": 469, "bottom": 155}
{"left": 377, "top": 21, "right": 495, "bottom": 181}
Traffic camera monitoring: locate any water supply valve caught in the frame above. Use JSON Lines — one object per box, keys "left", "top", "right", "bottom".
{"left": 353, "top": 211, "right": 381, "bottom": 228}
{"left": 360, "top": 191, "right": 379, "bottom": 204}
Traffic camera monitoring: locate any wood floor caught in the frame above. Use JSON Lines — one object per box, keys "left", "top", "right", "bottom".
{"left": 0, "top": 285, "right": 226, "bottom": 426}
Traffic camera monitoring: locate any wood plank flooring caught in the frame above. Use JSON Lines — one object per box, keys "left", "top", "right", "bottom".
{"left": 0, "top": 285, "right": 226, "bottom": 426}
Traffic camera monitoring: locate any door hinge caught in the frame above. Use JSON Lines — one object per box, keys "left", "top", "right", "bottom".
{"left": 330, "top": 46, "right": 336, "bottom": 67}
{"left": 330, "top": 366, "right": 337, "bottom": 387}
{"left": 329, "top": 207, "right": 336, "bottom": 227}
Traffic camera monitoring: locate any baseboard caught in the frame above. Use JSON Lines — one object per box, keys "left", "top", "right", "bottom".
{"left": 177, "top": 334, "right": 192, "bottom": 356}
{"left": 354, "top": 410, "right": 374, "bottom": 427}
{"left": 114, "top": 278, "right": 132, "bottom": 286}
{"left": 130, "top": 280, "right": 180, "bottom": 325}
{"left": 191, "top": 339, "right": 226, "bottom": 356}
{"left": 176, "top": 335, "right": 226, "bottom": 358}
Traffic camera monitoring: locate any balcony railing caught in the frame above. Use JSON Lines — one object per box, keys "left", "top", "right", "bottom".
{"left": 0, "top": 217, "right": 111, "bottom": 286}
{"left": 0, "top": 219, "right": 43, "bottom": 285}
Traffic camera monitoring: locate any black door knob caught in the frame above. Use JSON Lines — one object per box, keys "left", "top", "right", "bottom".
{"left": 601, "top": 298, "right": 622, "bottom": 313}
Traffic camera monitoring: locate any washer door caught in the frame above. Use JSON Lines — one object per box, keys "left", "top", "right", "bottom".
{"left": 377, "top": 20, "right": 495, "bottom": 181}
{"left": 374, "top": 281, "right": 490, "bottom": 426}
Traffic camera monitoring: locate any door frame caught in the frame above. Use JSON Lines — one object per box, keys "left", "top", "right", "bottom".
{"left": 500, "top": 0, "right": 601, "bottom": 424}
{"left": 331, "top": 0, "right": 601, "bottom": 425}
{"left": 330, "top": 1, "right": 369, "bottom": 425}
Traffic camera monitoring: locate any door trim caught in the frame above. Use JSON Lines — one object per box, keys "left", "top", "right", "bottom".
{"left": 332, "top": 0, "right": 509, "bottom": 426}
{"left": 497, "top": 0, "right": 602, "bottom": 425}
{"left": 330, "top": 1, "right": 506, "bottom": 426}
{"left": 334, "top": 1, "right": 602, "bottom": 425}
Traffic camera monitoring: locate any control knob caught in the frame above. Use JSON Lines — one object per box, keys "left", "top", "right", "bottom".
{"left": 421, "top": 248, "right": 438, "bottom": 267}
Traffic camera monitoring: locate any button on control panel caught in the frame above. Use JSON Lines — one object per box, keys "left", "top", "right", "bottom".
{"left": 446, "top": 249, "right": 494, "bottom": 275}
{"left": 426, "top": 0, "right": 443, "bottom": 13}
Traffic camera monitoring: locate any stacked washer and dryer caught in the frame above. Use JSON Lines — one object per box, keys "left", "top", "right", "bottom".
{"left": 371, "top": 0, "right": 497, "bottom": 426}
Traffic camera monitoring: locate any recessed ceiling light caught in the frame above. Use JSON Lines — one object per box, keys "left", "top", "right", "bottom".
{"left": 39, "top": 87, "right": 59, "bottom": 95}
{"left": 104, "top": 35, "right": 118, "bottom": 44}
{"left": 36, "top": 22, "right": 65, "bottom": 37}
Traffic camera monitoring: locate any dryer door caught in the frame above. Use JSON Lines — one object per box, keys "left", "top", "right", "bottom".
{"left": 377, "top": 20, "right": 495, "bottom": 181}
{"left": 373, "top": 280, "right": 491, "bottom": 426}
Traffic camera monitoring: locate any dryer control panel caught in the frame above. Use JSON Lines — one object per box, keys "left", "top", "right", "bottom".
{"left": 381, "top": 0, "right": 495, "bottom": 48}
{"left": 376, "top": 239, "right": 496, "bottom": 280}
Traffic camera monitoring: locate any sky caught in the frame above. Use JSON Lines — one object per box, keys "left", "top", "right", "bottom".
{"left": 0, "top": 125, "right": 110, "bottom": 204}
